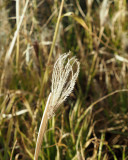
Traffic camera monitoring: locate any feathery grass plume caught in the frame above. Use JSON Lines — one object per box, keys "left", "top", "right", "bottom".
{"left": 34, "top": 52, "right": 80, "bottom": 160}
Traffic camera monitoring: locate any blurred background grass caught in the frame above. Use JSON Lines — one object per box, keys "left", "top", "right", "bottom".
{"left": 0, "top": 0, "right": 128, "bottom": 159}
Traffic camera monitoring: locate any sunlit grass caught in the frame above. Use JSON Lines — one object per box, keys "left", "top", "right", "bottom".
{"left": 0, "top": 0, "right": 128, "bottom": 159}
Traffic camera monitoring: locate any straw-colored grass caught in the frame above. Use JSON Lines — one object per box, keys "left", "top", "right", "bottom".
{"left": 34, "top": 53, "right": 80, "bottom": 160}
{"left": 0, "top": 0, "right": 128, "bottom": 159}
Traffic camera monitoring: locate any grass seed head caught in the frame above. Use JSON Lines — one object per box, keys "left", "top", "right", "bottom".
{"left": 47, "top": 52, "right": 80, "bottom": 119}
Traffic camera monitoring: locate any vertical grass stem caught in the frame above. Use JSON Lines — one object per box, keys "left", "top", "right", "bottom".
{"left": 16, "top": 0, "right": 20, "bottom": 69}
{"left": 4, "top": 0, "right": 29, "bottom": 66}
{"left": 39, "top": 0, "right": 65, "bottom": 100}
{"left": 34, "top": 93, "right": 52, "bottom": 160}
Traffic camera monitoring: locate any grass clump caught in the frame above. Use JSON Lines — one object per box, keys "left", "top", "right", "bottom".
{"left": 0, "top": 0, "right": 128, "bottom": 159}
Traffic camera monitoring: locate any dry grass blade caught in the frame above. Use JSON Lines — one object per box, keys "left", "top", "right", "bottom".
{"left": 34, "top": 93, "right": 52, "bottom": 160}
{"left": 2, "top": 109, "right": 28, "bottom": 119}
{"left": 10, "top": 140, "right": 17, "bottom": 160}
{"left": 100, "top": 0, "right": 110, "bottom": 27}
{"left": 4, "top": 0, "right": 29, "bottom": 66}
{"left": 16, "top": 0, "right": 20, "bottom": 68}
{"left": 34, "top": 53, "right": 80, "bottom": 160}
{"left": 1, "top": 1, "right": 128, "bottom": 159}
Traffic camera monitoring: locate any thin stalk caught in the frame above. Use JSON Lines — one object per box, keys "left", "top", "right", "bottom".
{"left": 48, "top": 0, "right": 64, "bottom": 64}
{"left": 39, "top": 0, "right": 64, "bottom": 99}
{"left": 23, "top": 0, "right": 27, "bottom": 43}
{"left": 34, "top": 93, "right": 52, "bottom": 160}
{"left": 4, "top": 0, "right": 29, "bottom": 66}
{"left": 122, "top": 146, "right": 126, "bottom": 160}
{"left": 16, "top": 0, "right": 20, "bottom": 69}
{"left": 85, "top": 53, "right": 97, "bottom": 96}
{"left": 106, "top": 145, "right": 118, "bottom": 160}
{"left": 98, "top": 132, "right": 105, "bottom": 160}
{"left": 98, "top": 26, "right": 104, "bottom": 46}
{"left": 86, "top": 5, "right": 93, "bottom": 51}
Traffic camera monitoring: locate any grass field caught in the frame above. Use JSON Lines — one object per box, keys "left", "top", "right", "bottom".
{"left": 0, "top": 0, "right": 128, "bottom": 159}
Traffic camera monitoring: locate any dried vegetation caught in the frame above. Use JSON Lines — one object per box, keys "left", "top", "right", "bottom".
{"left": 0, "top": 0, "right": 128, "bottom": 159}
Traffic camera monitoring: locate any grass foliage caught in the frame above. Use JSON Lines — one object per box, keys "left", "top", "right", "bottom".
{"left": 0, "top": 0, "right": 128, "bottom": 159}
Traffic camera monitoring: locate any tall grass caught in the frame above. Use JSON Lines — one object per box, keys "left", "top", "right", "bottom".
{"left": 0, "top": 0, "right": 128, "bottom": 159}
{"left": 34, "top": 53, "right": 80, "bottom": 160}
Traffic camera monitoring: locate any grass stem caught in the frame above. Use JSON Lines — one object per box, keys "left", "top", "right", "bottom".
{"left": 39, "top": 0, "right": 65, "bottom": 100}
{"left": 34, "top": 93, "right": 52, "bottom": 160}
{"left": 16, "top": 0, "right": 20, "bottom": 69}
{"left": 4, "top": 0, "right": 29, "bottom": 66}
